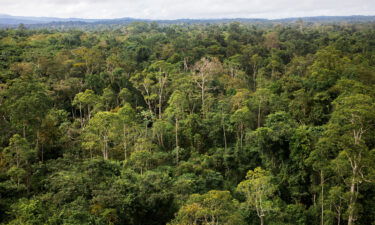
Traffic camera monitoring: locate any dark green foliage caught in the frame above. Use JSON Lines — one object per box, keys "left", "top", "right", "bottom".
{"left": 0, "top": 22, "right": 375, "bottom": 225}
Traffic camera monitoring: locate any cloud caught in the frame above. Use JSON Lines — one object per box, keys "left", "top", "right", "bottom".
{"left": 0, "top": 0, "right": 374, "bottom": 19}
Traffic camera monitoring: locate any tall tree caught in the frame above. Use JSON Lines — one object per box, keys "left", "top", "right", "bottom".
{"left": 82, "top": 111, "right": 118, "bottom": 160}
{"left": 192, "top": 57, "right": 222, "bottom": 116}
{"left": 329, "top": 93, "right": 375, "bottom": 225}
{"left": 3, "top": 134, "right": 35, "bottom": 187}
{"left": 165, "top": 90, "right": 188, "bottom": 164}
{"left": 237, "top": 167, "right": 278, "bottom": 225}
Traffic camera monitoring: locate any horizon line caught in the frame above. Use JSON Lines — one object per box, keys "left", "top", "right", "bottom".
{"left": 1, "top": 13, "right": 375, "bottom": 21}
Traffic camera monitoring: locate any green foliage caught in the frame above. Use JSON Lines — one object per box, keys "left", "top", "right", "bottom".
{"left": 237, "top": 167, "right": 278, "bottom": 225}
{"left": 170, "top": 190, "right": 245, "bottom": 225}
{"left": 1, "top": 22, "right": 375, "bottom": 225}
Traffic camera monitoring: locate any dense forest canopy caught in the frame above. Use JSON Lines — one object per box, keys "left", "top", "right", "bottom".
{"left": 0, "top": 21, "right": 375, "bottom": 225}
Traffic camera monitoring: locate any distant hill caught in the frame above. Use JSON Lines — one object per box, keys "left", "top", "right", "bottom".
{"left": 274, "top": 15, "right": 375, "bottom": 23}
{"left": 0, "top": 14, "right": 102, "bottom": 25}
{"left": 1, "top": 14, "right": 374, "bottom": 28}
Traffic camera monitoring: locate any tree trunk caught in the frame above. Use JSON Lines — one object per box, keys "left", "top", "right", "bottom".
{"left": 257, "top": 101, "right": 261, "bottom": 128}
{"left": 222, "top": 119, "right": 227, "bottom": 151}
{"left": 123, "top": 125, "right": 127, "bottom": 161}
{"left": 103, "top": 138, "right": 108, "bottom": 160}
{"left": 123, "top": 143, "right": 127, "bottom": 161}
{"left": 239, "top": 123, "right": 244, "bottom": 149}
{"left": 347, "top": 177, "right": 356, "bottom": 225}
{"left": 321, "top": 170, "right": 324, "bottom": 225}
{"left": 158, "top": 77, "right": 164, "bottom": 119}
{"left": 253, "top": 65, "right": 257, "bottom": 91}
{"left": 260, "top": 216, "right": 264, "bottom": 225}
{"left": 159, "top": 93, "right": 162, "bottom": 119}
{"left": 88, "top": 106, "right": 91, "bottom": 120}
{"left": 175, "top": 118, "right": 179, "bottom": 148}
{"left": 201, "top": 83, "right": 205, "bottom": 115}
{"left": 41, "top": 145, "right": 44, "bottom": 163}
{"left": 23, "top": 123, "right": 26, "bottom": 138}
{"left": 79, "top": 103, "right": 83, "bottom": 127}
{"left": 16, "top": 147, "right": 20, "bottom": 168}
{"left": 183, "top": 57, "right": 188, "bottom": 71}
{"left": 175, "top": 117, "right": 179, "bottom": 164}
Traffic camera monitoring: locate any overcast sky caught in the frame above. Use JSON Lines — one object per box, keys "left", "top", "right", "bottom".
{"left": 0, "top": 0, "right": 374, "bottom": 19}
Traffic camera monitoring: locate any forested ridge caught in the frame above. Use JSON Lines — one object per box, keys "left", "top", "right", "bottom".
{"left": 0, "top": 22, "right": 375, "bottom": 225}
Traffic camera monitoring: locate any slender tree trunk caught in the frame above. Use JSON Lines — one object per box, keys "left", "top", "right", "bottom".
{"left": 88, "top": 106, "right": 91, "bottom": 120}
{"left": 175, "top": 117, "right": 179, "bottom": 164}
{"left": 41, "top": 145, "right": 44, "bottom": 163}
{"left": 175, "top": 118, "right": 179, "bottom": 148}
{"left": 160, "top": 132, "right": 164, "bottom": 148}
{"left": 222, "top": 120, "right": 227, "bottom": 151}
{"left": 79, "top": 103, "right": 83, "bottom": 127}
{"left": 201, "top": 84, "right": 205, "bottom": 115}
{"left": 314, "top": 194, "right": 316, "bottom": 206}
{"left": 321, "top": 170, "right": 324, "bottom": 225}
{"left": 103, "top": 138, "right": 108, "bottom": 160}
{"left": 240, "top": 123, "right": 244, "bottom": 149}
{"left": 159, "top": 93, "right": 162, "bottom": 119}
{"left": 260, "top": 216, "right": 264, "bottom": 225}
{"left": 16, "top": 147, "right": 20, "bottom": 168}
{"left": 258, "top": 101, "right": 262, "bottom": 128}
{"left": 158, "top": 75, "right": 165, "bottom": 119}
{"left": 348, "top": 176, "right": 356, "bottom": 225}
{"left": 123, "top": 125, "right": 127, "bottom": 161}
{"left": 123, "top": 142, "right": 127, "bottom": 161}
{"left": 23, "top": 123, "right": 26, "bottom": 138}
{"left": 183, "top": 57, "right": 188, "bottom": 71}
{"left": 253, "top": 65, "right": 257, "bottom": 91}
{"left": 71, "top": 107, "right": 75, "bottom": 120}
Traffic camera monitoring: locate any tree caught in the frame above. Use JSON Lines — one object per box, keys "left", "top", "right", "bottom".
{"left": 129, "top": 60, "right": 176, "bottom": 119}
{"left": 126, "top": 138, "right": 156, "bottom": 174}
{"left": 306, "top": 131, "right": 332, "bottom": 225}
{"left": 237, "top": 167, "right": 278, "bottom": 225}
{"left": 165, "top": 90, "right": 188, "bottom": 164}
{"left": 250, "top": 54, "right": 263, "bottom": 90}
{"left": 149, "top": 60, "right": 176, "bottom": 119}
{"left": 152, "top": 119, "right": 173, "bottom": 149}
{"left": 130, "top": 71, "right": 158, "bottom": 116}
{"left": 7, "top": 198, "right": 47, "bottom": 225}
{"left": 169, "top": 190, "right": 245, "bottom": 225}
{"left": 248, "top": 112, "right": 296, "bottom": 171}
{"left": 192, "top": 57, "right": 223, "bottom": 115}
{"left": 329, "top": 93, "right": 375, "bottom": 225}
{"left": 288, "top": 125, "right": 321, "bottom": 203}
{"left": 327, "top": 186, "right": 346, "bottom": 225}
{"left": 101, "top": 87, "right": 116, "bottom": 111}
{"left": 3, "top": 134, "right": 35, "bottom": 187}
{"left": 72, "top": 47, "right": 103, "bottom": 76}
{"left": 72, "top": 89, "right": 100, "bottom": 126}
{"left": 116, "top": 103, "right": 138, "bottom": 160}
{"left": 2, "top": 76, "right": 51, "bottom": 139}
{"left": 82, "top": 111, "right": 118, "bottom": 160}
{"left": 263, "top": 32, "right": 279, "bottom": 49}
{"left": 252, "top": 88, "right": 274, "bottom": 128}
{"left": 230, "top": 106, "right": 252, "bottom": 150}
{"left": 307, "top": 47, "right": 347, "bottom": 91}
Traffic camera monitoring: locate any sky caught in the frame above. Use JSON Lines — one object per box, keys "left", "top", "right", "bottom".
{"left": 0, "top": 0, "right": 374, "bottom": 20}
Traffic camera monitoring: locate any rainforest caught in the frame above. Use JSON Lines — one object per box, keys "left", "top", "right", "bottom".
{"left": 0, "top": 21, "right": 375, "bottom": 225}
